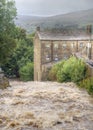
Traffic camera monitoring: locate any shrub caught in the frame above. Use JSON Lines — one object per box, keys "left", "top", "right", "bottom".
{"left": 70, "top": 59, "right": 86, "bottom": 83}
{"left": 79, "top": 77, "right": 93, "bottom": 95}
{"left": 49, "top": 56, "right": 86, "bottom": 83}
{"left": 85, "top": 65, "right": 92, "bottom": 78}
{"left": 19, "top": 62, "right": 34, "bottom": 81}
{"left": 57, "top": 57, "right": 86, "bottom": 83}
{"left": 57, "top": 59, "right": 72, "bottom": 82}
{"left": 48, "top": 60, "right": 65, "bottom": 81}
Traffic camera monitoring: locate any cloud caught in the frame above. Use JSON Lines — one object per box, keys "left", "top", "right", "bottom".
{"left": 15, "top": 0, "right": 93, "bottom": 16}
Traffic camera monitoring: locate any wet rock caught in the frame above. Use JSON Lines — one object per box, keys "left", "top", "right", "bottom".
{"left": 73, "top": 116, "right": 81, "bottom": 122}
{"left": 0, "top": 119, "right": 3, "bottom": 124}
{"left": 20, "top": 111, "right": 35, "bottom": 119}
{"left": 64, "top": 116, "right": 73, "bottom": 124}
{"left": 0, "top": 71, "right": 9, "bottom": 89}
{"left": 7, "top": 120, "right": 20, "bottom": 128}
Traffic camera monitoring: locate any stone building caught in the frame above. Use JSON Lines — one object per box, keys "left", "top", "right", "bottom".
{"left": 34, "top": 27, "right": 93, "bottom": 81}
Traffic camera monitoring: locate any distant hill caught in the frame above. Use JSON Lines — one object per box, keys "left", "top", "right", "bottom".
{"left": 15, "top": 15, "right": 46, "bottom": 33}
{"left": 15, "top": 8, "right": 93, "bottom": 33}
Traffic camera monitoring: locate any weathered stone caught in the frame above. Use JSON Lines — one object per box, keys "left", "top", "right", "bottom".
{"left": 0, "top": 74, "right": 9, "bottom": 89}
{"left": 34, "top": 28, "right": 93, "bottom": 81}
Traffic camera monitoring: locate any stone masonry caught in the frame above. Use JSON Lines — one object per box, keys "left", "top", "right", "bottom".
{"left": 34, "top": 27, "right": 93, "bottom": 81}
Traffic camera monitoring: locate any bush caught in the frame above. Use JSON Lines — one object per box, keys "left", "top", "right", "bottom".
{"left": 57, "top": 60, "right": 72, "bottom": 82}
{"left": 49, "top": 57, "right": 86, "bottom": 83}
{"left": 19, "top": 62, "right": 34, "bottom": 81}
{"left": 85, "top": 65, "right": 92, "bottom": 78}
{"left": 57, "top": 57, "right": 86, "bottom": 83}
{"left": 79, "top": 77, "right": 93, "bottom": 95}
{"left": 48, "top": 60, "right": 65, "bottom": 81}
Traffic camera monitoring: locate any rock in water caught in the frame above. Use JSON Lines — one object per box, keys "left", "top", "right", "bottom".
{"left": 0, "top": 68, "right": 9, "bottom": 89}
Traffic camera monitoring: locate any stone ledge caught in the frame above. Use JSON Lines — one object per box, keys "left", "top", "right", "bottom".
{"left": 0, "top": 74, "right": 10, "bottom": 89}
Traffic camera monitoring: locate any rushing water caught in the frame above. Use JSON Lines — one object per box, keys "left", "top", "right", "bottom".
{"left": 0, "top": 80, "right": 93, "bottom": 130}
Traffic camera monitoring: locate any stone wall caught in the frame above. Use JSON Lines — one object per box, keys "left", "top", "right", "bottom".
{"left": 91, "top": 41, "right": 93, "bottom": 60}
{"left": 41, "top": 40, "right": 78, "bottom": 65}
{"left": 34, "top": 33, "right": 42, "bottom": 81}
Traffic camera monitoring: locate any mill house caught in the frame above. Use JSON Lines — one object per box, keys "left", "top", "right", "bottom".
{"left": 34, "top": 26, "right": 93, "bottom": 81}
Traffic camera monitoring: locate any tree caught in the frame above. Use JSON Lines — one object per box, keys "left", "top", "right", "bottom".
{"left": 2, "top": 30, "right": 34, "bottom": 78}
{"left": 0, "top": 0, "right": 17, "bottom": 65}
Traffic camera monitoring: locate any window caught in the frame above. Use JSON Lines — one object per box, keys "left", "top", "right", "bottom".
{"left": 71, "top": 43, "right": 74, "bottom": 48}
{"left": 54, "top": 43, "right": 58, "bottom": 49}
{"left": 63, "top": 54, "right": 68, "bottom": 59}
{"left": 62, "top": 42, "right": 67, "bottom": 48}
{"left": 46, "top": 54, "right": 50, "bottom": 61}
{"left": 79, "top": 43, "right": 83, "bottom": 48}
{"left": 45, "top": 44, "right": 50, "bottom": 48}
{"left": 54, "top": 54, "right": 58, "bottom": 61}
{"left": 87, "top": 42, "right": 91, "bottom": 48}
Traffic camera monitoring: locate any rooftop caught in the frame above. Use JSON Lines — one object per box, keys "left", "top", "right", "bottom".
{"left": 37, "top": 28, "right": 93, "bottom": 41}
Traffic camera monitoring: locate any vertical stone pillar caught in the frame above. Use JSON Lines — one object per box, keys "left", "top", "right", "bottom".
{"left": 51, "top": 41, "right": 53, "bottom": 62}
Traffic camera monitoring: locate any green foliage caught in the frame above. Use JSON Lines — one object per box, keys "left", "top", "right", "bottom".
{"left": 79, "top": 77, "right": 93, "bottom": 95}
{"left": 14, "top": 38, "right": 33, "bottom": 67}
{"left": 0, "top": 34, "right": 16, "bottom": 64}
{"left": 0, "top": 0, "right": 17, "bottom": 65}
{"left": 48, "top": 60, "right": 65, "bottom": 81}
{"left": 19, "top": 62, "right": 34, "bottom": 81}
{"left": 2, "top": 56, "right": 19, "bottom": 77}
{"left": 2, "top": 34, "right": 33, "bottom": 78}
{"left": 49, "top": 57, "right": 86, "bottom": 84}
{"left": 85, "top": 65, "right": 92, "bottom": 78}
{"left": 57, "top": 57, "right": 86, "bottom": 83}
{"left": 57, "top": 60, "right": 71, "bottom": 82}
{"left": 0, "top": 0, "right": 16, "bottom": 33}
{"left": 0, "top": 0, "right": 34, "bottom": 81}
{"left": 13, "top": 27, "right": 27, "bottom": 40}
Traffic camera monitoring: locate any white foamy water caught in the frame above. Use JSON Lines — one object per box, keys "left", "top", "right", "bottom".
{"left": 0, "top": 80, "right": 93, "bottom": 130}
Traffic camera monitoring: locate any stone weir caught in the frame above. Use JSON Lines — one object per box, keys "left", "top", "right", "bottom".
{"left": 0, "top": 68, "right": 9, "bottom": 89}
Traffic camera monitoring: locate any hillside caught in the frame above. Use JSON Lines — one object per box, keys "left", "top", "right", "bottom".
{"left": 15, "top": 15, "right": 46, "bottom": 33}
{"left": 15, "top": 8, "right": 93, "bottom": 33}
{"left": 0, "top": 80, "right": 93, "bottom": 130}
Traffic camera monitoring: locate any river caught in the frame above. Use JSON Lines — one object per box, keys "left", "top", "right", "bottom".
{"left": 0, "top": 80, "right": 93, "bottom": 130}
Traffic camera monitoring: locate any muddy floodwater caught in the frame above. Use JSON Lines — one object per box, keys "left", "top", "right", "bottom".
{"left": 0, "top": 80, "right": 93, "bottom": 130}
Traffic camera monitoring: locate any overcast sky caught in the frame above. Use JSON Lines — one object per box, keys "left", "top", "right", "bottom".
{"left": 15, "top": 0, "right": 93, "bottom": 16}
